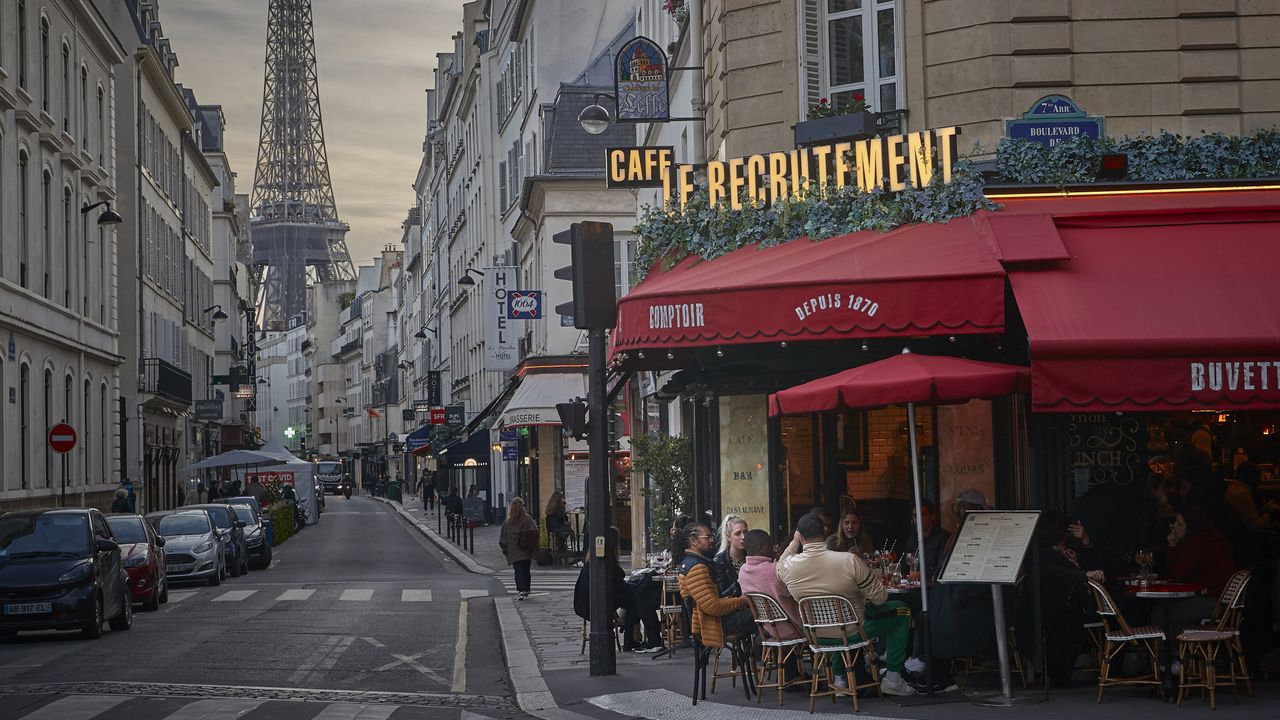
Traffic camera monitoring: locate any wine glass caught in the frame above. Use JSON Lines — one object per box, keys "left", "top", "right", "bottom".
{"left": 1135, "top": 548, "right": 1154, "bottom": 581}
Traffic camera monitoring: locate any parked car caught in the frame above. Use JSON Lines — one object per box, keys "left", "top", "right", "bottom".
{"left": 0, "top": 508, "right": 133, "bottom": 639}
{"left": 185, "top": 504, "right": 248, "bottom": 577}
{"left": 105, "top": 514, "right": 168, "bottom": 611}
{"left": 228, "top": 503, "right": 272, "bottom": 570}
{"left": 148, "top": 510, "right": 225, "bottom": 586}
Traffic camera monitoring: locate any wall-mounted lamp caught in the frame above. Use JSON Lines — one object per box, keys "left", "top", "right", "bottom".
{"left": 80, "top": 200, "right": 123, "bottom": 226}
{"left": 397, "top": 361, "right": 408, "bottom": 370}
{"left": 457, "top": 268, "right": 486, "bottom": 287}
{"left": 414, "top": 326, "right": 437, "bottom": 339}
{"left": 577, "top": 92, "right": 616, "bottom": 135}
{"left": 202, "top": 304, "right": 228, "bottom": 321}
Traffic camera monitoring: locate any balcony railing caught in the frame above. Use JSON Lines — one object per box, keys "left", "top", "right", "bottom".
{"left": 142, "top": 358, "right": 192, "bottom": 407}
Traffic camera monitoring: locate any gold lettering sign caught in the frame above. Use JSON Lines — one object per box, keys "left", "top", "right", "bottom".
{"left": 605, "top": 126, "right": 962, "bottom": 209}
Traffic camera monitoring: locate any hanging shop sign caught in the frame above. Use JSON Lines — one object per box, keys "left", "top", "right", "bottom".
{"left": 194, "top": 399, "right": 223, "bottom": 420}
{"left": 605, "top": 125, "right": 961, "bottom": 209}
{"left": 507, "top": 290, "right": 543, "bottom": 319}
{"left": 483, "top": 267, "right": 519, "bottom": 371}
{"left": 614, "top": 36, "right": 670, "bottom": 123}
{"left": 426, "top": 370, "right": 443, "bottom": 405}
{"left": 445, "top": 404, "right": 466, "bottom": 428}
{"left": 430, "top": 407, "right": 446, "bottom": 425}
{"left": 1006, "top": 94, "right": 1104, "bottom": 147}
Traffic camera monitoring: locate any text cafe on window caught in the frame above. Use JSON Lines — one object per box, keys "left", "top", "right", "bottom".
{"left": 609, "top": 136, "right": 1280, "bottom": 551}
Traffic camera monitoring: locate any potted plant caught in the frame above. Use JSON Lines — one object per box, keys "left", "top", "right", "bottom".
{"left": 794, "top": 94, "right": 877, "bottom": 146}
{"left": 663, "top": 0, "right": 689, "bottom": 25}
{"left": 632, "top": 434, "right": 692, "bottom": 544}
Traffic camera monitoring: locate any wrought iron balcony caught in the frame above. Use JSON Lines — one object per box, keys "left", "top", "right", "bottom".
{"left": 141, "top": 358, "right": 192, "bottom": 407}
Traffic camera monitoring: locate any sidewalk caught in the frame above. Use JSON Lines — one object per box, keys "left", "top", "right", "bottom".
{"left": 380, "top": 494, "right": 1278, "bottom": 720}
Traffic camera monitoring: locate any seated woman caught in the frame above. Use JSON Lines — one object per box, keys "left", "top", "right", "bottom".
{"left": 675, "top": 522, "right": 753, "bottom": 651}
{"left": 1029, "top": 510, "right": 1105, "bottom": 688}
{"left": 827, "top": 510, "right": 874, "bottom": 556}
{"left": 544, "top": 491, "right": 572, "bottom": 552}
{"left": 712, "top": 514, "right": 748, "bottom": 596}
{"left": 1160, "top": 504, "right": 1235, "bottom": 628}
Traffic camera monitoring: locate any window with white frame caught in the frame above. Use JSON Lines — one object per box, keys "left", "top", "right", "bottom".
{"left": 803, "top": 0, "right": 903, "bottom": 114}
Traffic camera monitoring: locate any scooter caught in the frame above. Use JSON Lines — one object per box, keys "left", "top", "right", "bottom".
{"left": 342, "top": 481, "right": 352, "bottom": 499}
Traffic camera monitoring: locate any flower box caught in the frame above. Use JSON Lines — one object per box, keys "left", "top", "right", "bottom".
{"left": 794, "top": 111, "right": 878, "bottom": 147}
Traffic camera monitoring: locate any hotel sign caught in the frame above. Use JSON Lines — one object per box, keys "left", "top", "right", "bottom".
{"left": 606, "top": 125, "right": 961, "bottom": 209}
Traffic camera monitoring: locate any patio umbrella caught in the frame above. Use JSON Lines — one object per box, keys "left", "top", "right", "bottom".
{"left": 770, "top": 349, "right": 1031, "bottom": 694}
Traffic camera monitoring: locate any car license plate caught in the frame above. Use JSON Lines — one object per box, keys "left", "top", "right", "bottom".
{"left": 166, "top": 565, "right": 185, "bottom": 573}
{"left": 3, "top": 602, "right": 52, "bottom": 615}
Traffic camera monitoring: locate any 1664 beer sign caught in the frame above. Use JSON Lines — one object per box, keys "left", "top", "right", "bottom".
{"left": 507, "top": 290, "right": 542, "bottom": 319}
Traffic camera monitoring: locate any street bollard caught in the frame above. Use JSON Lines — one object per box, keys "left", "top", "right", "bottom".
{"left": 437, "top": 507, "right": 442, "bottom": 535}
{"left": 468, "top": 521, "right": 475, "bottom": 554}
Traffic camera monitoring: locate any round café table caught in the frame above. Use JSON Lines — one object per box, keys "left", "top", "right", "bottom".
{"left": 1125, "top": 582, "right": 1207, "bottom": 702}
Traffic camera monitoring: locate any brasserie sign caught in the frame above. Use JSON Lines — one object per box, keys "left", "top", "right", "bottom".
{"left": 607, "top": 125, "right": 961, "bottom": 209}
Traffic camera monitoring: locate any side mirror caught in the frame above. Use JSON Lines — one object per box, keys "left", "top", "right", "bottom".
{"left": 95, "top": 538, "right": 119, "bottom": 553}
{"left": 155, "top": 536, "right": 166, "bottom": 548}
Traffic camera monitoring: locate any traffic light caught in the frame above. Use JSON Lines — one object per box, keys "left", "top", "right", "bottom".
{"left": 552, "top": 221, "right": 617, "bottom": 330}
{"left": 556, "top": 399, "right": 589, "bottom": 440}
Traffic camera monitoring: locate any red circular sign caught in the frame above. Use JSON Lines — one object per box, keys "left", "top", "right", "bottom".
{"left": 48, "top": 423, "right": 77, "bottom": 453}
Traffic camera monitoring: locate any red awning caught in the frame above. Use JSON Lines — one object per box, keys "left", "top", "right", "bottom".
{"left": 994, "top": 189, "right": 1280, "bottom": 411}
{"left": 769, "top": 352, "right": 1031, "bottom": 416}
{"left": 614, "top": 217, "right": 1006, "bottom": 353}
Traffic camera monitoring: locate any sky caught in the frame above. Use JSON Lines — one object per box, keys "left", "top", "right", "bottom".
{"left": 160, "top": 1, "right": 460, "bottom": 266}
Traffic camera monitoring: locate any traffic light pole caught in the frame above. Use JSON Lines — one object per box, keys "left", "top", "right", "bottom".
{"left": 587, "top": 327, "right": 615, "bottom": 676}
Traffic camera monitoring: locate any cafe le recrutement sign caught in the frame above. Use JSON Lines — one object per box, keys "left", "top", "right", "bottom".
{"left": 606, "top": 125, "right": 962, "bottom": 210}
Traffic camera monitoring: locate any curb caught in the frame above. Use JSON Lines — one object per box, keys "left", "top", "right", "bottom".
{"left": 373, "top": 496, "right": 494, "bottom": 575}
{"left": 495, "top": 596, "right": 598, "bottom": 720}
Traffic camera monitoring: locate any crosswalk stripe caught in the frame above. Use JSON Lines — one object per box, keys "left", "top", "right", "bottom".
{"left": 339, "top": 589, "right": 374, "bottom": 601}
{"left": 276, "top": 588, "right": 316, "bottom": 601}
{"left": 15, "top": 695, "right": 128, "bottom": 720}
{"left": 212, "top": 590, "right": 257, "bottom": 602}
{"left": 167, "top": 590, "right": 199, "bottom": 603}
{"left": 459, "top": 589, "right": 489, "bottom": 599}
{"left": 311, "top": 703, "right": 398, "bottom": 720}
{"left": 401, "top": 589, "right": 432, "bottom": 602}
{"left": 164, "top": 698, "right": 265, "bottom": 720}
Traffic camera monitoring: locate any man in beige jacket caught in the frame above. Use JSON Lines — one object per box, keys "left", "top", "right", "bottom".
{"left": 778, "top": 513, "right": 915, "bottom": 696}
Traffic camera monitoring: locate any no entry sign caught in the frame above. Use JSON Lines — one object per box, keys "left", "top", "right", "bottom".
{"left": 48, "top": 423, "right": 77, "bottom": 454}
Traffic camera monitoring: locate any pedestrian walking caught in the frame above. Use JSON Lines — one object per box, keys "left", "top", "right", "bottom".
{"left": 422, "top": 475, "right": 437, "bottom": 513}
{"left": 499, "top": 497, "right": 539, "bottom": 599}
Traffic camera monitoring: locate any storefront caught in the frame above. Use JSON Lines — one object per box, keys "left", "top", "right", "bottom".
{"left": 616, "top": 183, "right": 1280, "bottom": 550}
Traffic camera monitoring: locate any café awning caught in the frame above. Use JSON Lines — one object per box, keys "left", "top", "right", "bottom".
{"left": 499, "top": 372, "right": 587, "bottom": 428}
{"left": 992, "top": 188, "right": 1280, "bottom": 411}
{"left": 613, "top": 217, "right": 1006, "bottom": 354}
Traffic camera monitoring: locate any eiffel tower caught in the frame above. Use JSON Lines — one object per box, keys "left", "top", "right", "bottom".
{"left": 250, "top": 0, "right": 355, "bottom": 329}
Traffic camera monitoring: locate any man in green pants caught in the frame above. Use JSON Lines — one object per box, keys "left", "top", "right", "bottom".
{"left": 777, "top": 513, "right": 915, "bottom": 696}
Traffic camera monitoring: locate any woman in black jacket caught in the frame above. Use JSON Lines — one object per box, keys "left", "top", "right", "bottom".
{"left": 1032, "top": 511, "right": 1106, "bottom": 687}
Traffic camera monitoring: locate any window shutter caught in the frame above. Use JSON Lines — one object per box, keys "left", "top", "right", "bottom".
{"left": 799, "top": 0, "right": 823, "bottom": 115}
{"left": 499, "top": 160, "right": 507, "bottom": 209}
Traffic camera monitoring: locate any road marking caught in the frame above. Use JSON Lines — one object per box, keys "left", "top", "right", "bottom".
{"left": 316, "top": 636, "right": 357, "bottom": 674}
{"left": 312, "top": 703, "right": 398, "bottom": 720}
{"left": 167, "top": 590, "right": 199, "bottom": 603}
{"left": 372, "top": 652, "right": 450, "bottom": 686}
{"left": 340, "top": 589, "right": 374, "bottom": 601}
{"left": 401, "top": 589, "right": 432, "bottom": 602}
{"left": 361, "top": 636, "right": 385, "bottom": 648}
{"left": 452, "top": 600, "right": 468, "bottom": 693}
{"left": 288, "top": 636, "right": 343, "bottom": 683}
{"left": 459, "top": 589, "right": 488, "bottom": 599}
{"left": 212, "top": 590, "right": 257, "bottom": 602}
{"left": 14, "top": 694, "right": 128, "bottom": 719}
{"left": 277, "top": 588, "right": 316, "bottom": 601}
{"left": 164, "top": 699, "right": 265, "bottom": 719}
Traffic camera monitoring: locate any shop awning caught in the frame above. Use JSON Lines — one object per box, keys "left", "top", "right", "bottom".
{"left": 439, "top": 429, "right": 491, "bottom": 467}
{"left": 499, "top": 372, "right": 587, "bottom": 428}
{"left": 405, "top": 424, "right": 432, "bottom": 455}
{"left": 613, "top": 217, "right": 1006, "bottom": 354}
{"left": 995, "top": 189, "right": 1280, "bottom": 411}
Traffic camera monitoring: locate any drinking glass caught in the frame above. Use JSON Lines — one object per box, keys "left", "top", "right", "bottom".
{"left": 1135, "top": 549, "right": 1154, "bottom": 580}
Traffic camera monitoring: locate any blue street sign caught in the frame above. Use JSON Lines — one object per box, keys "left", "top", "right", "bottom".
{"left": 502, "top": 443, "right": 518, "bottom": 461}
{"left": 1006, "top": 94, "right": 1104, "bottom": 147}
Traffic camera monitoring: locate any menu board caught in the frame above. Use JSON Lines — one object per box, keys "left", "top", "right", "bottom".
{"left": 939, "top": 511, "right": 1040, "bottom": 585}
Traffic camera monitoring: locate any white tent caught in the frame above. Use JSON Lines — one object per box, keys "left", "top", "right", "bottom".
{"left": 249, "top": 440, "right": 320, "bottom": 525}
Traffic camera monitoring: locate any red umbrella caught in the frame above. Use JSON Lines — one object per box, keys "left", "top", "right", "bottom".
{"left": 769, "top": 351, "right": 1031, "bottom": 416}
{"left": 770, "top": 350, "right": 1031, "bottom": 698}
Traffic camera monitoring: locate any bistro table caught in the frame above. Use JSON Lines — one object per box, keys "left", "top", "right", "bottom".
{"left": 1125, "top": 581, "right": 1207, "bottom": 702}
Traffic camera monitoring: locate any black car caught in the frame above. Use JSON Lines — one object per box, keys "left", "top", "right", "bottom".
{"left": 0, "top": 508, "right": 133, "bottom": 639}
{"left": 228, "top": 503, "right": 273, "bottom": 570}
{"left": 185, "top": 504, "right": 248, "bottom": 577}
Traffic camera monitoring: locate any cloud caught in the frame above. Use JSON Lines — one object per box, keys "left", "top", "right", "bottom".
{"left": 160, "top": 0, "right": 460, "bottom": 264}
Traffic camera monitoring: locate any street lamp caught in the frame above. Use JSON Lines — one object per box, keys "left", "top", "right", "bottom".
{"left": 457, "top": 268, "right": 485, "bottom": 286}
{"left": 202, "top": 304, "right": 228, "bottom": 321}
{"left": 80, "top": 200, "right": 123, "bottom": 226}
{"left": 577, "top": 93, "right": 615, "bottom": 135}
{"left": 414, "top": 326, "right": 437, "bottom": 339}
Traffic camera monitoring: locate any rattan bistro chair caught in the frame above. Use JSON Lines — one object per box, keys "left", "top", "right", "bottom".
{"left": 1086, "top": 580, "right": 1165, "bottom": 703}
{"left": 659, "top": 573, "right": 686, "bottom": 651}
{"left": 797, "top": 595, "right": 882, "bottom": 713}
{"left": 1176, "top": 569, "right": 1253, "bottom": 708}
{"left": 746, "top": 592, "right": 809, "bottom": 705}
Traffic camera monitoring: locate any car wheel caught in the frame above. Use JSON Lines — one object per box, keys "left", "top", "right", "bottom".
{"left": 209, "top": 563, "right": 222, "bottom": 587}
{"left": 109, "top": 587, "right": 133, "bottom": 631}
{"left": 82, "top": 592, "right": 104, "bottom": 639}
{"left": 159, "top": 579, "right": 169, "bottom": 604}
{"left": 143, "top": 581, "right": 160, "bottom": 612}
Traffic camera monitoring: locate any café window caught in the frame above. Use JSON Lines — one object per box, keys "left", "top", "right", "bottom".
{"left": 820, "top": 0, "right": 902, "bottom": 112}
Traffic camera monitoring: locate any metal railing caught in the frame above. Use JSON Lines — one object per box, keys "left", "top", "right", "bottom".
{"left": 141, "top": 358, "right": 192, "bottom": 406}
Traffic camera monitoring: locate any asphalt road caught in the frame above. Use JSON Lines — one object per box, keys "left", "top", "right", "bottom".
{"left": 0, "top": 495, "right": 527, "bottom": 720}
